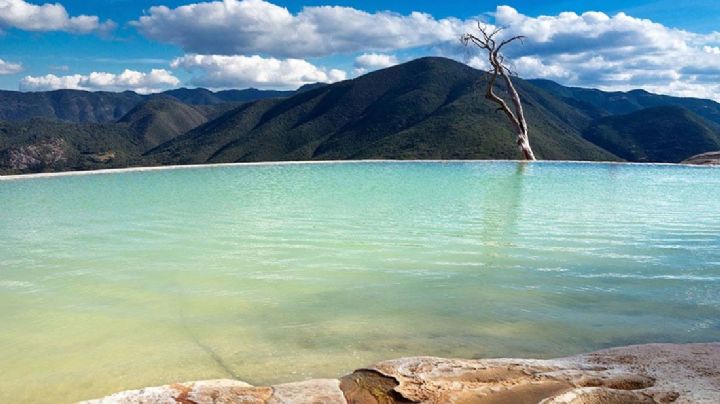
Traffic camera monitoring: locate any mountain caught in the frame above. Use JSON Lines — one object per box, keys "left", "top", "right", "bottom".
{"left": 583, "top": 106, "right": 720, "bottom": 163}
{"left": 0, "top": 119, "right": 141, "bottom": 174}
{"left": 147, "top": 57, "right": 617, "bottom": 165}
{"left": 0, "top": 98, "right": 239, "bottom": 174}
{"left": 0, "top": 87, "right": 301, "bottom": 124}
{"left": 0, "top": 89, "right": 144, "bottom": 123}
{"left": 530, "top": 79, "right": 720, "bottom": 125}
{"left": 117, "top": 98, "right": 216, "bottom": 149}
{"left": 3, "top": 57, "right": 720, "bottom": 175}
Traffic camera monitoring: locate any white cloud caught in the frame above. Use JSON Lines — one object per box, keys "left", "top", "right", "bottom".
{"left": 130, "top": 1, "right": 720, "bottom": 100}
{"left": 455, "top": 6, "right": 720, "bottom": 101}
{"left": 0, "top": 0, "right": 115, "bottom": 34}
{"left": 19, "top": 69, "right": 180, "bottom": 93}
{"left": 133, "top": 0, "right": 467, "bottom": 57}
{"left": 0, "top": 58, "right": 22, "bottom": 74}
{"left": 511, "top": 56, "right": 572, "bottom": 80}
{"left": 7, "top": 2, "right": 719, "bottom": 102}
{"left": 171, "top": 54, "right": 347, "bottom": 90}
{"left": 353, "top": 53, "right": 399, "bottom": 75}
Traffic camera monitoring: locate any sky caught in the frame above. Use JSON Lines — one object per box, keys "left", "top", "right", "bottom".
{"left": 0, "top": 0, "right": 719, "bottom": 100}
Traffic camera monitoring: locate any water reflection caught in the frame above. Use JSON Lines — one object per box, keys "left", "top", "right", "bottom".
{"left": 480, "top": 162, "right": 525, "bottom": 257}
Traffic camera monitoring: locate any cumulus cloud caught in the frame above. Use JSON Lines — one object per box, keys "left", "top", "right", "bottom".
{"left": 0, "top": 58, "right": 22, "bottom": 74}
{"left": 130, "top": 1, "right": 720, "bottom": 100}
{"left": 19, "top": 69, "right": 180, "bottom": 93}
{"left": 455, "top": 6, "right": 720, "bottom": 101}
{"left": 171, "top": 54, "right": 347, "bottom": 89}
{"left": 0, "top": 0, "right": 115, "bottom": 34}
{"left": 133, "top": 0, "right": 467, "bottom": 57}
{"left": 353, "top": 53, "right": 399, "bottom": 75}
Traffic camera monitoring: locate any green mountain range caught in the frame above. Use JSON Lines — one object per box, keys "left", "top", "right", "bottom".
{"left": 582, "top": 106, "right": 720, "bottom": 163}
{"left": 529, "top": 79, "right": 720, "bottom": 124}
{"left": 116, "top": 98, "right": 238, "bottom": 150}
{"left": 2, "top": 57, "right": 719, "bottom": 175}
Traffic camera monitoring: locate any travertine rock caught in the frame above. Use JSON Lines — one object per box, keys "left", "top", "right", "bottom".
{"left": 82, "top": 343, "right": 720, "bottom": 404}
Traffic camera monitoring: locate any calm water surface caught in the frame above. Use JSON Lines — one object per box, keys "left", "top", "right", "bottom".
{"left": 1, "top": 161, "right": 719, "bottom": 402}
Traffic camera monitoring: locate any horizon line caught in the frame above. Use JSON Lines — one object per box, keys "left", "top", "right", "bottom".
{"left": 1, "top": 159, "right": 713, "bottom": 182}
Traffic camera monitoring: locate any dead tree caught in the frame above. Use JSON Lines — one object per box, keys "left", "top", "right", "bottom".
{"left": 462, "top": 25, "right": 536, "bottom": 160}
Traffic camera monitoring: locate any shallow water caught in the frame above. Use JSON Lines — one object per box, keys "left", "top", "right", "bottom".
{"left": 1, "top": 161, "right": 719, "bottom": 403}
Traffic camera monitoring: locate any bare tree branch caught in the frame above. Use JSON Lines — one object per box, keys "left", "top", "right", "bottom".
{"left": 496, "top": 36, "right": 525, "bottom": 53}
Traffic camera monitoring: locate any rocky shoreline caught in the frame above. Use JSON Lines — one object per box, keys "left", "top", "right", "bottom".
{"left": 82, "top": 343, "right": 719, "bottom": 403}
{"left": 681, "top": 151, "right": 720, "bottom": 165}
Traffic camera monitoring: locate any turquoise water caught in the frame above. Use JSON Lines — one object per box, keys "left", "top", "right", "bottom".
{"left": 1, "top": 161, "right": 719, "bottom": 402}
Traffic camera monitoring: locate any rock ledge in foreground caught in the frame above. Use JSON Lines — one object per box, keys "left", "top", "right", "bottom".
{"left": 82, "top": 343, "right": 720, "bottom": 404}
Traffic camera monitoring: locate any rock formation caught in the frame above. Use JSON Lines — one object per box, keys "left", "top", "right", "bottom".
{"left": 681, "top": 151, "right": 720, "bottom": 165}
{"left": 82, "top": 343, "right": 719, "bottom": 403}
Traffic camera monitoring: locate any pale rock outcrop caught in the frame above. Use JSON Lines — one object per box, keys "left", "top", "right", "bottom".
{"left": 681, "top": 151, "right": 720, "bottom": 165}
{"left": 4, "top": 137, "right": 66, "bottom": 171}
{"left": 83, "top": 343, "right": 720, "bottom": 404}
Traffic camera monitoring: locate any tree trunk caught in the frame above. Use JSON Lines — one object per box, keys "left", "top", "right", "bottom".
{"left": 517, "top": 129, "right": 536, "bottom": 160}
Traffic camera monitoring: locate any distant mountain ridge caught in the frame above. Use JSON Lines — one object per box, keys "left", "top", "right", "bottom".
{"left": 162, "top": 87, "right": 297, "bottom": 106}
{"left": 2, "top": 57, "right": 720, "bottom": 175}
{"left": 0, "top": 86, "right": 303, "bottom": 123}
{"left": 529, "top": 79, "right": 720, "bottom": 125}
{"left": 0, "top": 89, "right": 144, "bottom": 123}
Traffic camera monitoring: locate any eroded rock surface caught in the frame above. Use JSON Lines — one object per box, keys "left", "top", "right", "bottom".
{"left": 82, "top": 343, "right": 720, "bottom": 404}
{"left": 3, "top": 137, "right": 66, "bottom": 171}
{"left": 681, "top": 151, "right": 720, "bottom": 165}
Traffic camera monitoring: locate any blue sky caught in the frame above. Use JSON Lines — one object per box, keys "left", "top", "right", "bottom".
{"left": 25, "top": 0, "right": 720, "bottom": 30}
{"left": 1, "top": 0, "right": 719, "bottom": 99}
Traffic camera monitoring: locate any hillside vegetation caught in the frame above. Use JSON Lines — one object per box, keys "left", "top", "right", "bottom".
{"left": 148, "top": 58, "right": 617, "bottom": 164}
{"left": 117, "top": 98, "right": 229, "bottom": 149}
{"left": 2, "top": 57, "right": 720, "bottom": 175}
{"left": 0, "top": 119, "right": 141, "bottom": 173}
{"left": 583, "top": 106, "right": 720, "bottom": 163}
